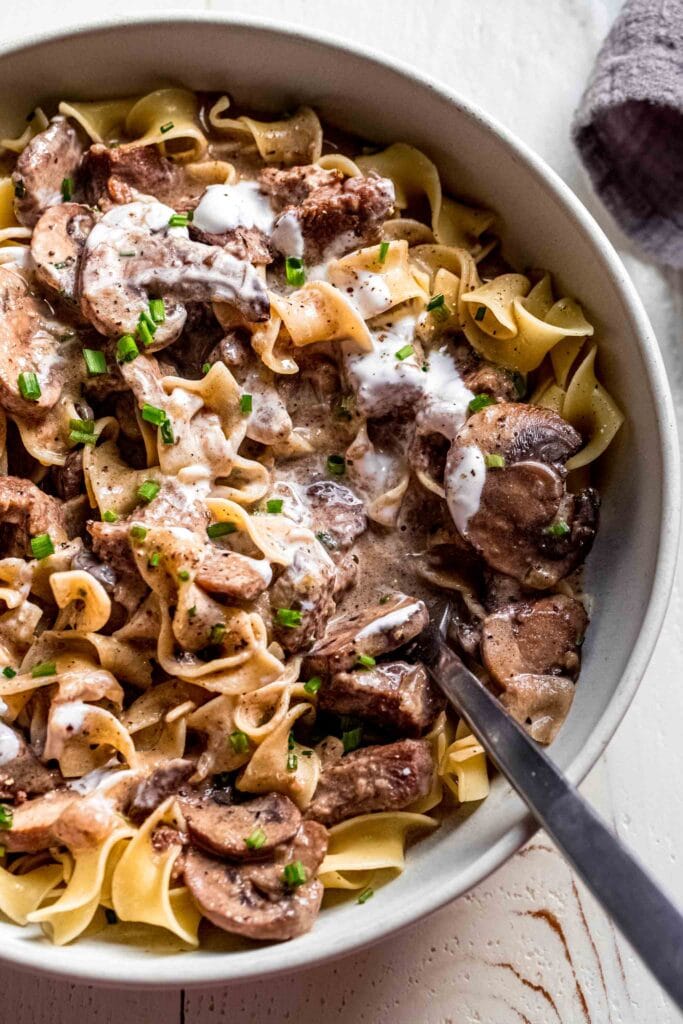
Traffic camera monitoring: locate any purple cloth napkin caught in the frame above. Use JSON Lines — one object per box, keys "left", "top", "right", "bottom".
{"left": 573, "top": 0, "right": 683, "bottom": 267}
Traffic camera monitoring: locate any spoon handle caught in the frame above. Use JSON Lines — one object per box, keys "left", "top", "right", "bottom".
{"left": 428, "top": 637, "right": 683, "bottom": 1011}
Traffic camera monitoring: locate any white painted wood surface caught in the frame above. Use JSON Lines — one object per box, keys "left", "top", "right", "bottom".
{"left": 2, "top": 1, "right": 682, "bottom": 1021}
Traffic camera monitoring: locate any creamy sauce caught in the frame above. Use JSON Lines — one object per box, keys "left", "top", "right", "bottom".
{"left": 193, "top": 181, "right": 275, "bottom": 235}
{"left": 0, "top": 722, "right": 21, "bottom": 765}
{"left": 271, "top": 210, "right": 304, "bottom": 258}
{"left": 356, "top": 601, "right": 423, "bottom": 640}
{"left": 445, "top": 445, "right": 486, "bottom": 534}
{"left": 330, "top": 267, "right": 394, "bottom": 319}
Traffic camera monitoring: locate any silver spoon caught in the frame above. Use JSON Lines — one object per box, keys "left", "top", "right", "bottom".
{"left": 406, "top": 613, "right": 683, "bottom": 1011}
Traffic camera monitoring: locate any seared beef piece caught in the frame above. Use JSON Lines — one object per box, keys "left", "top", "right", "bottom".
{"left": 306, "top": 738, "right": 433, "bottom": 826}
{"left": 319, "top": 661, "right": 444, "bottom": 737}
{"left": 1, "top": 791, "right": 75, "bottom": 852}
{"left": 181, "top": 791, "right": 301, "bottom": 859}
{"left": 12, "top": 117, "right": 84, "bottom": 227}
{"left": 82, "top": 143, "right": 187, "bottom": 208}
{"left": 163, "top": 303, "right": 224, "bottom": 379}
{"left": 481, "top": 594, "right": 588, "bottom": 686}
{"left": 190, "top": 223, "right": 272, "bottom": 265}
{"left": 0, "top": 724, "right": 58, "bottom": 802}
{"left": 452, "top": 344, "right": 520, "bottom": 402}
{"left": 0, "top": 476, "right": 67, "bottom": 558}
{"left": 260, "top": 165, "right": 394, "bottom": 259}
{"left": 87, "top": 520, "right": 147, "bottom": 613}
{"left": 51, "top": 449, "right": 84, "bottom": 502}
{"left": 303, "top": 594, "right": 429, "bottom": 676}
{"left": 31, "top": 203, "right": 96, "bottom": 303}
{"left": 446, "top": 403, "right": 599, "bottom": 588}
{"left": 126, "top": 759, "right": 195, "bottom": 825}
{"left": 304, "top": 480, "right": 367, "bottom": 551}
{"left": 332, "top": 552, "right": 358, "bottom": 598}
{"left": 408, "top": 432, "right": 450, "bottom": 489}
{"left": 196, "top": 549, "right": 272, "bottom": 600}
{"left": 183, "top": 820, "right": 328, "bottom": 942}
{"left": 270, "top": 540, "right": 337, "bottom": 653}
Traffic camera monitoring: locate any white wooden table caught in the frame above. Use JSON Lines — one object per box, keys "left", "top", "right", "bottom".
{"left": 2, "top": 2, "right": 682, "bottom": 1021}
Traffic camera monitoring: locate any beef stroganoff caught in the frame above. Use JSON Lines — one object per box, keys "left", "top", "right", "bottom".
{"left": 0, "top": 88, "right": 622, "bottom": 946}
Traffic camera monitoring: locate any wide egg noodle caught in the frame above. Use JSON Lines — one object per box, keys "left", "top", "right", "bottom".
{"left": 563, "top": 345, "right": 624, "bottom": 470}
{"left": 236, "top": 702, "right": 320, "bottom": 810}
{"left": 318, "top": 812, "right": 437, "bottom": 890}
{"left": 327, "top": 240, "right": 428, "bottom": 319}
{"left": 0, "top": 861, "right": 64, "bottom": 925}
{"left": 50, "top": 569, "right": 111, "bottom": 633}
{"left": 208, "top": 98, "right": 322, "bottom": 164}
{"left": 269, "top": 282, "right": 373, "bottom": 351}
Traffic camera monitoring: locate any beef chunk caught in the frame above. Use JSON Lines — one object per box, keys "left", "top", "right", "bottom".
{"left": 0, "top": 476, "right": 67, "bottom": 557}
{"left": 13, "top": 117, "right": 84, "bottom": 227}
{"left": 304, "top": 480, "right": 367, "bottom": 551}
{"left": 260, "top": 165, "right": 394, "bottom": 259}
{"left": 181, "top": 791, "right": 301, "bottom": 860}
{"left": 452, "top": 344, "right": 520, "bottom": 402}
{"left": 82, "top": 143, "right": 188, "bottom": 207}
{"left": 183, "top": 820, "right": 328, "bottom": 942}
{"left": 0, "top": 723, "right": 58, "bottom": 802}
{"left": 50, "top": 449, "right": 84, "bottom": 502}
{"left": 319, "top": 661, "right": 444, "bottom": 736}
{"left": 304, "top": 594, "right": 429, "bottom": 676}
{"left": 126, "top": 759, "right": 195, "bottom": 825}
{"left": 270, "top": 540, "right": 337, "bottom": 653}
{"left": 196, "top": 549, "right": 272, "bottom": 600}
{"left": 306, "top": 738, "right": 433, "bottom": 826}
{"left": 1, "top": 791, "right": 75, "bottom": 852}
{"left": 190, "top": 224, "right": 272, "bottom": 265}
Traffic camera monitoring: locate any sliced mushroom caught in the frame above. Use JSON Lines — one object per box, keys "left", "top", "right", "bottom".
{"left": 196, "top": 549, "right": 272, "bottom": 600}
{"left": 0, "top": 476, "right": 67, "bottom": 557}
{"left": 303, "top": 594, "right": 429, "bottom": 676}
{"left": 181, "top": 791, "right": 302, "bottom": 860}
{"left": 499, "top": 673, "right": 575, "bottom": 744}
{"left": 0, "top": 266, "right": 69, "bottom": 420}
{"left": 446, "top": 403, "right": 599, "bottom": 587}
{"left": 481, "top": 594, "right": 588, "bottom": 686}
{"left": 31, "top": 202, "right": 97, "bottom": 302}
{"left": 12, "top": 116, "right": 84, "bottom": 227}
{"left": 126, "top": 759, "right": 195, "bottom": 825}
{"left": 183, "top": 820, "right": 328, "bottom": 941}
{"left": 79, "top": 201, "right": 269, "bottom": 345}
{"left": 0, "top": 722, "right": 58, "bottom": 802}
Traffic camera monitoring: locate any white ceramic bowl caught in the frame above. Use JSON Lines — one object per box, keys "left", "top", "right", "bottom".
{"left": 0, "top": 12, "right": 678, "bottom": 989}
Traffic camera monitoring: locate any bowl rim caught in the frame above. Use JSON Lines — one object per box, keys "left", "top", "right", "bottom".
{"left": 0, "top": 9, "right": 679, "bottom": 990}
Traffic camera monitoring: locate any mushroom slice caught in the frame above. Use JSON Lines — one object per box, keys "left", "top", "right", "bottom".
{"left": 0, "top": 475, "right": 68, "bottom": 556}
{"left": 0, "top": 722, "right": 58, "bottom": 801}
{"left": 79, "top": 201, "right": 269, "bottom": 345}
{"left": 183, "top": 820, "right": 328, "bottom": 941}
{"left": 446, "top": 402, "right": 599, "bottom": 588}
{"left": 31, "top": 203, "right": 97, "bottom": 302}
{"left": 1, "top": 791, "right": 76, "bottom": 852}
{"left": 499, "top": 673, "right": 575, "bottom": 745}
{"left": 181, "top": 791, "right": 302, "bottom": 860}
{"left": 481, "top": 594, "right": 588, "bottom": 686}
{"left": 12, "top": 116, "right": 84, "bottom": 227}
{"left": 0, "top": 266, "right": 70, "bottom": 420}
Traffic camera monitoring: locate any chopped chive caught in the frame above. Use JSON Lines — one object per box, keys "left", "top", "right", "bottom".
{"left": 544, "top": 520, "right": 570, "bottom": 537}
{"left": 379, "top": 594, "right": 391, "bottom": 605}
{"left": 130, "top": 525, "right": 148, "bottom": 541}
{"left": 30, "top": 533, "right": 54, "bottom": 560}
{"left": 160, "top": 419, "right": 175, "bottom": 445}
{"left": 474, "top": 305, "right": 487, "bottom": 322}
{"left": 245, "top": 827, "right": 266, "bottom": 851}
{"left": 468, "top": 394, "right": 495, "bottom": 414}
{"left": 119, "top": 251, "right": 135, "bottom": 258}
{"left": 287, "top": 750, "right": 298, "bottom": 772}
{"left": 136, "top": 319, "right": 154, "bottom": 348}
{"left": 357, "top": 887, "right": 374, "bottom": 905}
{"left": 378, "top": 241, "right": 390, "bottom": 264}
{"left": 202, "top": 362, "right": 211, "bottom": 375}
{"left": 69, "top": 418, "right": 94, "bottom": 434}
{"left": 83, "top": 348, "right": 107, "bottom": 375}
{"left": 315, "top": 530, "right": 337, "bottom": 550}
{"left": 209, "top": 623, "right": 226, "bottom": 645}
{"left": 229, "top": 730, "right": 249, "bottom": 755}
{"left": 266, "top": 499, "right": 283, "bottom": 514}
{"left": 137, "top": 480, "right": 160, "bottom": 504}
{"left": 13, "top": 179, "right": 26, "bottom": 199}
{"left": 304, "top": 676, "right": 322, "bottom": 695}
{"left": 356, "top": 654, "right": 376, "bottom": 669}
{"left": 116, "top": 334, "right": 139, "bottom": 363}
{"left": 2, "top": 667, "right": 16, "bottom": 679}
{"left": 484, "top": 453, "right": 505, "bottom": 469}
{"left": 240, "top": 394, "right": 252, "bottom": 414}
{"left": 0, "top": 805, "right": 12, "bottom": 830}
{"left": 17, "top": 371, "right": 41, "bottom": 401}
{"left": 168, "top": 213, "right": 191, "bottom": 228}
{"left": 141, "top": 403, "right": 167, "bottom": 427}
{"left": 343, "top": 726, "right": 363, "bottom": 753}
{"left": 148, "top": 298, "right": 166, "bottom": 324}
{"left": 427, "top": 293, "right": 445, "bottom": 312}
{"left": 282, "top": 860, "right": 307, "bottom": 888}
{"left": 395, "top": 344, "right": 414, "bottom": 361}
{"left": 69, "top": 429, "right": 97, "bottom": 447}
{"left": 285, "top": 256, "right": 305, "bottom": 287}
{"left": 103, "top": 510, "right": 119, "bottom": 523}
{"left": 177, "top": 569, "right": 190, "bottom": 582}
{"left": 61, "top": 177, "right": 73, "bottom": 202}
{"left": 52, "top": 261, "right": 68, "bottom": 270}
{"left": 139, "top": 309, "right": 157, "bottom": 335}
{"left": 159, "top": 122, "right": 174, "bottom": 134}
{"left": 148, "top": 551, "right": 160, "bottom": 568}
{"left": 276, "top": 608, "right": 302, "bottom": 628}
{"left": 31, "top": 661, "right": 56, "bottom": 678}
{"left": 188, "top": 605, "right": 197, "bottom": 619}
{"left": 207, "top": 521, "right": 237, "bottom": 539}
{"left": 326, "top": 454, "right": 346, "bottom": 476}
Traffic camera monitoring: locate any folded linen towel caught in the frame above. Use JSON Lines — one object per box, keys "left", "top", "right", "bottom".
{"left": 573, "top": 0, "right": 683, "bottom": 267}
